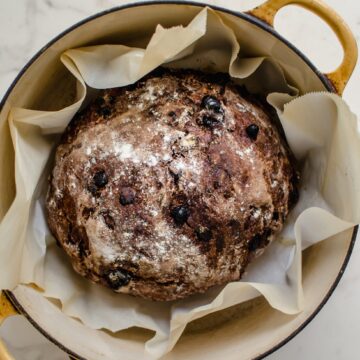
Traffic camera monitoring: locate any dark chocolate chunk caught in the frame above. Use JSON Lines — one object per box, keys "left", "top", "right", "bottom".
{"left": 195, "top": 227, "right": 213, "bottom": 242}
{"left": 202, "top": 115, "right": 219, "bottom": 128}
{"left": 249, "top": 229, "right": 272, "bottom": 252}
{"left": 248, "top": 234, "right": 262, "bottom": 252}
{"left": 106, "top": 269, "right": 132, "bottom": 289}
{"left": 201, "top": 95, "right": 222, "bottom": 113}
{"left": 93, "top": 170, "right": 108, "bottom": 188}
{"left": 120, "top": 187, "right": 135, "bottom": 205}
{"left": 171, "top": 205, "right": 190, "bottom": 225}
{"left": 272, "top": 211, "right": 279, "bottom": 221}
{"left": 246, "top": 124, "right": 259, "bottom": 140}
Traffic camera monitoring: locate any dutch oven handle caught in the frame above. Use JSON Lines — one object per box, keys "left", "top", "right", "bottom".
{"left": 247, "top": 0, "right": 358, "bottom": 95}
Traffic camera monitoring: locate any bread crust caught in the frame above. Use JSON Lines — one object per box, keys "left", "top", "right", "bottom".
{"left": 46, "top": 69, "right": 299, "bottom": 301}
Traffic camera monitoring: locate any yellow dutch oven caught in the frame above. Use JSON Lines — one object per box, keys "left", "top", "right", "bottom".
{"left": 0, "top": 0, "right": 358, "bottom": 359}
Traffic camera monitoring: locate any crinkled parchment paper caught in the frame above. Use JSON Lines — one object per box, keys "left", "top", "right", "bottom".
{"left": 0, "top": 7, "right": 359, "bottom": 358}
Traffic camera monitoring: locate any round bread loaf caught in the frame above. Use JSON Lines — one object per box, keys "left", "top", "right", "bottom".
{"left": 46, "top": 69, "right": 299, "bottom": 301}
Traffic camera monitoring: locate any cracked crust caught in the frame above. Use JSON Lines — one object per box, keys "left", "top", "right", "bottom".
{"left": 46, "top": 68, "right": 299, "bottom": 301}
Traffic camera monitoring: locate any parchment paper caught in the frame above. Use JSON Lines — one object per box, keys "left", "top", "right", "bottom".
{"left": 0, "top": 8, "right": 359, "bottom": 358}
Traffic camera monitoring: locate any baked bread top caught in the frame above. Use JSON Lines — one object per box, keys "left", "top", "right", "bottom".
{"left": 46, "top": 69, "right": 299, "bottom": 301}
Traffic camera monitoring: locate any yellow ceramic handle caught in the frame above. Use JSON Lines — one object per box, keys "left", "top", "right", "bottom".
{"left": 0, "top": 291, "right": 17, "bottom": 360}
{"left": 248, "top": 0, "right": 358, "bottom": 95}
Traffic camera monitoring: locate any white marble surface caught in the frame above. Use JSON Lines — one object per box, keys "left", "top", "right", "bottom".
{"left": 0, "top": 0, "right": 359, "bottom": 359}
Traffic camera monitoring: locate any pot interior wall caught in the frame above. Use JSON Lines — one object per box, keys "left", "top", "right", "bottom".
{"left": 0, "top": 3, "right": 352, "bottom": 360}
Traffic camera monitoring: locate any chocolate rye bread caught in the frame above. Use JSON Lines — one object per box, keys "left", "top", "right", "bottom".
{"left": 46, "top": 68, "right": 299, "bottom": 301}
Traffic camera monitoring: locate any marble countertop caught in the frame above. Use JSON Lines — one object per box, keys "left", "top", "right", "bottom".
{"left": 0, "top": 0, "right": 359, "bottom": 359}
